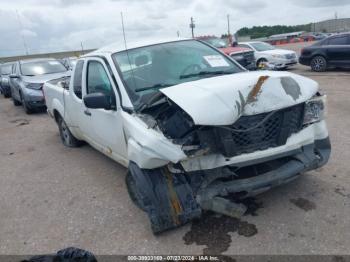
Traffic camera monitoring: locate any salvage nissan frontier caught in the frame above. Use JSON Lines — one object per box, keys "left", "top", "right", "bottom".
{"left": 43, "top": 38, "right": 331, "bottom": 234}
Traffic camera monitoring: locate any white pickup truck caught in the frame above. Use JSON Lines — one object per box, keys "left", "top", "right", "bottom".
{"left": 44, "top": 38, "right": 331, "bottom": 234}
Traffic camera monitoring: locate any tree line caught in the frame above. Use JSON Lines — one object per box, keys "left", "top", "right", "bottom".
{"left": 234, "top": 24, "right": 312, "bottom": 39}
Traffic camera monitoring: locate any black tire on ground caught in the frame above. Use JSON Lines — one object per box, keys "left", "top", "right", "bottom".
{"left": 125, "top": 171, "right": 147, "bottom": 212}
{"left": 20, "top": 92, "right": 33, "bottom": 114}
{"left": 310, "top": 56, "right": 327, "bottom": 72}
{"left": 256, "top": 58, "right": 268, "bottom": 68}
{"left": 4, "top": 92, "right": 11, "bottom": 98}
{"left": 58, "top": 117, "right": 82, "bottom": 147}
{"left": 13, "top": 97, "right": 22, "bottom": 106}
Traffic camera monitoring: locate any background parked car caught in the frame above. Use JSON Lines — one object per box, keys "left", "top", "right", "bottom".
{"left": 198, "top": 36, "right": 256, "bottom": 70}
{"left": 9, "top": 58, "right": 70, "bottom": 114}
{"left": 299, "top": 33, "right": 350, "bottom": 72}
{"left": 238, "top": 41, "right": 298, "bottom": 69}
{"left": 0, "top": 62, "right": 15, "bottom": 98}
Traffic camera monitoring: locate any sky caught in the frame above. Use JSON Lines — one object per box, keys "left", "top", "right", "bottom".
{"left": 0, "top": 0, "right": 349, "bottom": 57}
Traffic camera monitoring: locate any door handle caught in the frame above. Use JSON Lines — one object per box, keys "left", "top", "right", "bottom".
{"left": 84, "top": 109, "right": 91, "bottom": 116}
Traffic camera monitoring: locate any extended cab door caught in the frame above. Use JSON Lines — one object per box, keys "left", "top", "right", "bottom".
{"left": 326, "top": 35, "right": 350, "bottom": 66}
{"left": 80, "top": 57, "right": 128, "bottom": 165}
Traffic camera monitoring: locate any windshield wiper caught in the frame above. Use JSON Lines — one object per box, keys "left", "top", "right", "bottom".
{"left": 180, "top": 70, "right": 234, "bottom": 79}
{"left": 135, "top": 83, "right": 174, "bottom": 92}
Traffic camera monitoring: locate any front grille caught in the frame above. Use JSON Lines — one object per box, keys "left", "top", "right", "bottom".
{"left": 285, "top": 53, "right": 297, "bottom": 59}
{"left": 210, "top": 103, "right": 305, "bottom": 157}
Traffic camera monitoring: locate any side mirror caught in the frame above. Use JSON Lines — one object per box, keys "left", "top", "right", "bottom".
{"left": 9, "top": 74, "right": 19, "bottom": 79}
{"left": 83, "top": 92, "right": 114, "bottom": 110}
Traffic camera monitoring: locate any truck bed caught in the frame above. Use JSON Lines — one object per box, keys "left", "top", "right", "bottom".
{"left": 43, "top": 76, "right": 70, "bottom": 120}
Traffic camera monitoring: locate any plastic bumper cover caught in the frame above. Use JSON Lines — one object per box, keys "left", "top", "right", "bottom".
{"left": 197, "top": 137, "right": 331, "bottom": 200}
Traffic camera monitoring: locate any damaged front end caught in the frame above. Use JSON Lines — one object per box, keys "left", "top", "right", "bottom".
{"left": 126, "top": 72, "right": 331, "bottom": 234}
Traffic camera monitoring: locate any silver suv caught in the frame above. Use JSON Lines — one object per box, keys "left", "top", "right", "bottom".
{"left": 10, "top": 58, "right": 70, "bottom": 113}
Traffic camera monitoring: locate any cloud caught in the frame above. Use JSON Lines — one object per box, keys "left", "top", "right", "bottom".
{"left": 0, "top": 0, "right": 350, "bottom": 57}
{"left": 291, "top": 0, "right": 350, "bottom": 7}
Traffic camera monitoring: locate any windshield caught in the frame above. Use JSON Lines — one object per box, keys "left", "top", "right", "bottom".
{"left": 112, "top": 40, "right": 242, "bottom": 108}
{"left": 20, "top": 60, "right": 67, "bottom": 76}
{"left": 202, "top": 38, "right": 228, "bottom": 48}
{"left": 250, "top": 42, "right": 275, "bottom": 51}
{"left": 1, "top": 64, "right": 13, "bottom": 75}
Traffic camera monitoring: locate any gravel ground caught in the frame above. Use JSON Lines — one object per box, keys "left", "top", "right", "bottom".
{"left": 0, "top": 46, "right": 350, "bottom": 256}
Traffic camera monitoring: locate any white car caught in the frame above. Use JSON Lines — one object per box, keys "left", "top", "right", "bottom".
{"left": 239, "top": 41, "right": 298, "bottom": 69}
{"left": 44, "top": 38, "right": 330, "bottom": 234}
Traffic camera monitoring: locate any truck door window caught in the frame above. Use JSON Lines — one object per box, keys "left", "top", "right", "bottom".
{"left": 86, "top": 61, "right": 113, "bottom": 94}
{"left": 73, "top": 60, "right": 84, "bottom": 99}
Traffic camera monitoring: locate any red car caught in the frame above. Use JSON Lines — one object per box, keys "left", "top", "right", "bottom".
{"left": 198, "top": 37, "right": 256, "bottom": 70}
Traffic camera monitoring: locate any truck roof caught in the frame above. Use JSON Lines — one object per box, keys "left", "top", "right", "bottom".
{"left": 86, "top": 37, "right": 190, "bottom": 56}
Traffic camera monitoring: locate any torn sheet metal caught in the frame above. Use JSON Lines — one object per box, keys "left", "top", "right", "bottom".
{"left": 160, "top": 70, "right": 318, "bottom": 126}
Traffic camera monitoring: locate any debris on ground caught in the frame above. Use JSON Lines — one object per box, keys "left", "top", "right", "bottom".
{"left": 9, "top": 118, "right": 30, "bottom": 126}
{"left": 290, "top": 197, "right": 316, "bottom": 211}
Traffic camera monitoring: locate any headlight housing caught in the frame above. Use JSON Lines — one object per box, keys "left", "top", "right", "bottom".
{"left": 25, "top": 83, "right": 43, "bottom": 90}
{"left": 303, "top": 95, "right": 326, "bottom": 125}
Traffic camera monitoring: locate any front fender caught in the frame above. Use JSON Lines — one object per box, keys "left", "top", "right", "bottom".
{"left": 122, "top": 112, "right": 187, "bottom": 169}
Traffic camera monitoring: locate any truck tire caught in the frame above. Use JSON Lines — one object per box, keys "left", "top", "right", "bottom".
{"left": 125, "top": 171, "right": 147, "bottom": 211}
{"left": 127, "top": 162, "right": 201, "bottom": 234}
{"left": 58, "top": 117, "right": 82, "bottom": 147}
{"left": 310, "top": 56, "right": 327, "bottom": 72}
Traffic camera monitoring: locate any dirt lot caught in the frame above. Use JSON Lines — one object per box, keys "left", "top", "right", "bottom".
{"left": 1, "top": 46, "right": 350, "bottom": 255}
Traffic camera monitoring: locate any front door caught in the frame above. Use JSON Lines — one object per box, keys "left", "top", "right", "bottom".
{"left": 81, "top": 58, "right": 128, "bottom": 165}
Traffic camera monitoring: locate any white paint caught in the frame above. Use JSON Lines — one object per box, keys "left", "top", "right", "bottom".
{"left": 161, "top": 70, "right": 318, "bottom": 126}
{"left": 203, "top": 55, "right": 230, "bottom": 67}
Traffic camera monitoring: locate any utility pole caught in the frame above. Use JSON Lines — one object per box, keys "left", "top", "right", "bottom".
{"left": 189, "top": 17, "right": 195, "bottom": 38}
{"left": 227, "top": 14, "right": 231, "bottom": 36}
{"left": 15, "top": 10, "right": 29, "bottom": 55}
{"left": 80, "top": 42, "right": 84, "bottom": 55}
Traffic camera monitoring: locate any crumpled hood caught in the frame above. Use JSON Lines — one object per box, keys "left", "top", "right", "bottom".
{"left": 160, "top": 70, "right": 318, "bottom": 126}
{"left": 21, "top": 71, "right": 71, "bottom": 84}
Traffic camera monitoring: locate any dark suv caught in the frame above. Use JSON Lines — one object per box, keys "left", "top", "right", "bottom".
{"left": 299, "top": 33, "right": 350, "bottom": 72}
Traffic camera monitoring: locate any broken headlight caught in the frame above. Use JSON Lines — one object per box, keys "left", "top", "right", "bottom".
{"left": 303, "top": 95, "right": 326, "bottom": 125}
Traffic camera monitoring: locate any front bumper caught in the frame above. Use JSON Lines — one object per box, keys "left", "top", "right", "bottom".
{"left": 22, "top": 88, "right": 46, "bottom": 108}
{"left": 197, "top": 137, "right": 331, "bottom": 200}
{"left": 270, "top": 57, "right": 298, "bottom": 68}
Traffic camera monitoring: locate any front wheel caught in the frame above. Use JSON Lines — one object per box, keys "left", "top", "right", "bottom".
{"left": 58, "top": 117, "right": 82, "bottom": 147}
{"left": 13, "top": 97, "right": 22, "bottom": 106}
{"left": 310, "top": 56, "right": 327, "bottom": 72}
{"left": 21, "top": 98, "right": 33, "bottom": 114}
{"left": 256, "top": 58, "right": 268, "bottom": 69}
{"left": 125, "top": 171, "right": 147, "bottom": 211}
